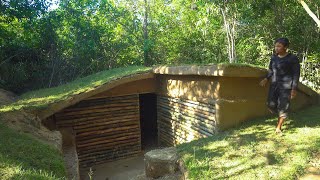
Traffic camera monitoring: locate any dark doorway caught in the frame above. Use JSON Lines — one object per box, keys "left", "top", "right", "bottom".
{"left": 139, "top": 93, "right": 158, "bottom": 151}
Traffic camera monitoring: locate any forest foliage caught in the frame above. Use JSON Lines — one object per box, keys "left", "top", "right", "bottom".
{"left": 0, "top": 0, "right": 319, "bottom": 93}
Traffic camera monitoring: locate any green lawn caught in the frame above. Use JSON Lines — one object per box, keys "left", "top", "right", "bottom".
{"left": 0, "top": 123, "right": 66, "bottom": 180}
{"left": 177, "top": 105, "right": 320, "bottom": 180}
{"left": 0, "top": 66, "right": 151, "bottom": 113}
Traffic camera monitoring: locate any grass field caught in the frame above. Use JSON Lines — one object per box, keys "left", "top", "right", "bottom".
{"left": 0, "top": 122, "right": 66, "bottom": 180}
{"left": 177, "top": 105, "right": 320, "bottom": 180}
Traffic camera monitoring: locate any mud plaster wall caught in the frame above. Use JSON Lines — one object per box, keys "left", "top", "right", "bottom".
{"left": 155, "top": 74, "right": 219, "bottom": 103}
{"left": 156, "top": 74, "right": 315, "bottom": 130}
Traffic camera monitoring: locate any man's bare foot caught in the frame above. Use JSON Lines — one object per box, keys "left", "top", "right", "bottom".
{"left": 275, "top": 128, "right": 282, "bottom": 135}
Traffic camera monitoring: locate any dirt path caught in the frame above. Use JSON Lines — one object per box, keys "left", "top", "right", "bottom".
{"left": 80, "top": 155, "right": 146, "bottom": 180}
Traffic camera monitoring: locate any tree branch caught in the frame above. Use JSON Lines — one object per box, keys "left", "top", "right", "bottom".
{"left": 299, "top": 0, "right": 320, "bottom": 28}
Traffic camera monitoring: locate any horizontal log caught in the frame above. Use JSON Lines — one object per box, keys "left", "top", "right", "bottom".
{"left": 158, "top": 139, "right": 174, "bottom": 147}
{"left": 56, "top": 105, "right": 139, "bottom": 117}
{"left": 56, "top": 110, "right": 138, "bottom": 125}
{"left": 157, "top": 111, "right": 215, "bottom": 135}
{"left": 157, "top": 111, "right": 216, "bottom": 135}
{"left": 77, "top": 137, "right": 140, "bottom": 153}
{"left": 77, "top": 142, "right": 141, "bottom": 156}
{"left": 157, "top": 131, "right": 175, "bottom": 145}
{"left": 157, "top": 103, "right": 214, "bottom": 122}
{"left": 157, "top": 99, "right": 216, "bottom": 118}
{"left": 78, "top": 144, "right": 141, "bottom": 158}
{"left": 77, "top": 139, "right": 141, "bottom": 153}
{"left": 158, "top": 133, "right": 183, "bottom": 146}
{"left": 78, "top": 145, "right": 141, "bottom": 160}
{"left": 157, "top": 107, "right": 216, "bottom": 131}
{"left": 73, "top": 115, "right": 139, "bottom": 130}
{"left": 158, "top": 134, "right": 183, "bottom": 146}
{"left": 74, "top": 117, "right": 140, "bottom": 132}
{"left": 158, "top": 132, "right": 194, "bottom": 146}
{"left": 158, "top": 119, "right": 203, "bottom": 138}
{"left": 76, "top": 131, "right": 140, "bottom": 145}
{"left": 157, "top": 103, "right": 216, "bottom": 123}
{"left": 158, "top": 131, "right": 193, "bottom": 146}
{"left": 158, "top": 95, "right": 216, "bottom": 107}
{"left": 158, "top": 96, "right": 216, "bottom": 112}
{"left": 77, "top": 134, "right": 140, "bottom": 148}
{"left": 78, "top": 148, "right": 141, "bottom": 162}
{"left": 75, "top": 123, "right": 140, "bottom": 136}
{"left": 58, "top": 115, "right": 139, "bottom": 129}
{"left": 158, "top": 137, "right": 174, "bottom": 147}
{"left": 158, "top": 121, "right": 211, "bottom": 140}
{"left": 157, "top": 120, "right": 208, "bottom": 140}
{"left": 75, "top": 127, "right": 140, "bottom": 141}
{"left": 77, "top": 135, "right": 141, "bottom": 149}
{"left": 158, "top": 97, "right": 215, "bottom": 113}
{"left": 79, "top": 149, "right": 141, "bottom": 163}
{"left": 74, "top": 119, "right": 140, "bottom": 133}
{"left": 78, "top": 143, "right": 141, "bottom": 156}
{"left": 158, "top": 113, "right": 215, "bottom": 134}
{"left": 157, "top": 123, "right": 199, "bottom": 142}
{"left": 76, "top": 124, "right": 139, "bottom": 137}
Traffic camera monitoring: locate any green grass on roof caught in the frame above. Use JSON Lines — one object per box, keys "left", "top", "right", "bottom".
{"left": 177, "top": 105, "right": 320, "bottom": 179}
{"left": 0, "top": 66, "right": 151, "bottom": 112}
{"left": 0, "top": 63, "right": 266, "bottom": 113}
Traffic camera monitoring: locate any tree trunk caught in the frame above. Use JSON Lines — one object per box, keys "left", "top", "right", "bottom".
{"left": 220, "top": 4, "right": 237, "bottom": 63}
{"left": 299, "top": 0, "right": 320, "bottom": 28}
{"left": 143, "top": 0, "right": 150, "bottom": 66}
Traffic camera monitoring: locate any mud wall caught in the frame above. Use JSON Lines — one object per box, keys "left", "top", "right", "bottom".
{"left": 156, "top": 74, "right": 316, "bottom": 133}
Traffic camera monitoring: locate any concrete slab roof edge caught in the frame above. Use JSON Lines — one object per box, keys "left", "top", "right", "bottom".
{"left": 35, "top": 65, "right": 319, "bottom": 120}
{"left": 152, "top": 64, "right": 267, "bottom": 77}
{"left": 152, "top": 64, "right": 318, "bottom": 97}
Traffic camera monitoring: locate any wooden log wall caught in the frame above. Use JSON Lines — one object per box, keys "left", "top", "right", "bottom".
{"left": 157, "top": 95, "right": 216, "bottom": 146}
{"left": 54, "top": 94, "right": 141, "bottom": 169}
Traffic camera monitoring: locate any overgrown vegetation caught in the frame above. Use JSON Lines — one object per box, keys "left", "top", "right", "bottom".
{"left": 1, "top": 0, "right": 319, "bottom": 93}
{"left": 0, "top": 1, "right": 319, "bottom": 179}
{"left": 0, "top": 122, "right": 66, "bottom": 179}
{"left": 177, "top": 105, "right": 320, "bottom": 179}
{"left": 0, "top": 66, "right": 151, "bottom": 112}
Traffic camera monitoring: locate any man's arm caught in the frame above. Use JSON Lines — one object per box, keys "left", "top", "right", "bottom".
{"left": 265, "top": 57, "right": 274, "bottom": 80}
{"left": 259, "top": 57, "right": 273, "bottom": 87}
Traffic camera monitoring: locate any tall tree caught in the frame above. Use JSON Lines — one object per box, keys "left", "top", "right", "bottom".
{"left": 299, "top": 0, "right": 320, "bottom": 28}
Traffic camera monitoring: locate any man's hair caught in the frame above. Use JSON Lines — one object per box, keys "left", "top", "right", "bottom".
{"left": 275, "top": 37, "right": 290, "bottom": 47}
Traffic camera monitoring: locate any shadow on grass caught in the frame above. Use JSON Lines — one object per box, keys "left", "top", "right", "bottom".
{"left": 286, "top": 105, "right": 320, "bottom": 129}
{"left": 177, "top": 105, "right": 320, "bottom": 179}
